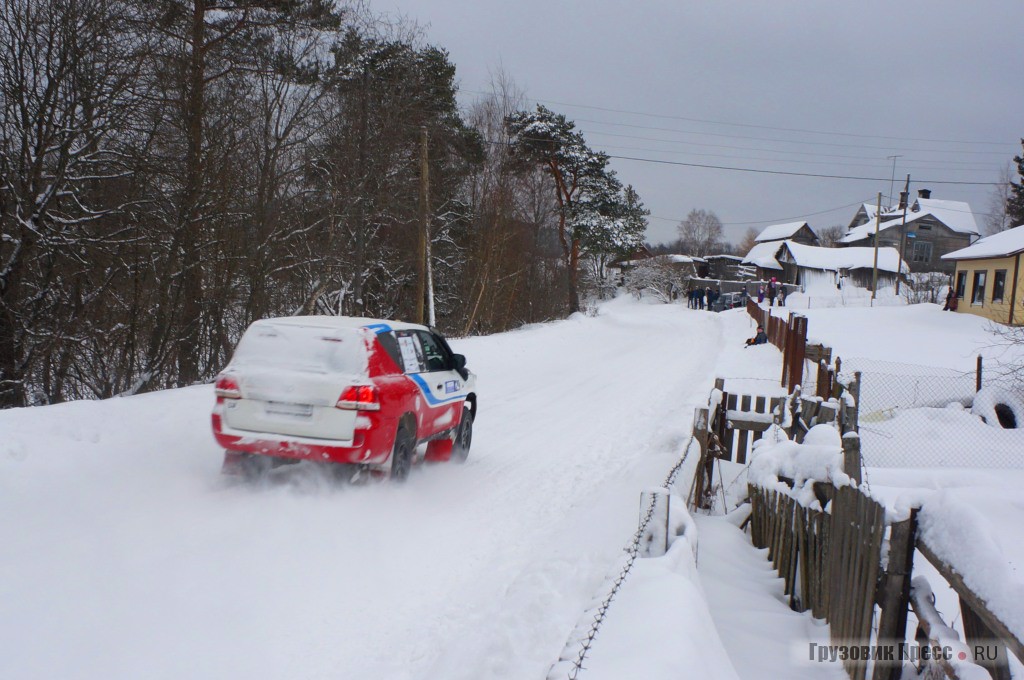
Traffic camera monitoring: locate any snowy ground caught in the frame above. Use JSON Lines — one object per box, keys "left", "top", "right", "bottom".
{"left": 1, "top": 297, "right": 740, "bottom": 680}
{"left": 4, "top": 295, "right": 1019, "bottom": 679}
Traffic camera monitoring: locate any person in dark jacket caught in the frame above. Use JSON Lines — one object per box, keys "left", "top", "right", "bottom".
{"left": 745, "top": 325, "right": 768, "bottom": 347}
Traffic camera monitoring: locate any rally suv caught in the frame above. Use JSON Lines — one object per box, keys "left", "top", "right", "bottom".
{"left": 211, "top": 316, "right": 476, "bottom": 480}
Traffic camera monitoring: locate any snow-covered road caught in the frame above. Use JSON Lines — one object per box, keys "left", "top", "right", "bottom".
{"left": 2, "top": 298, "right": 732, "bottom": 680}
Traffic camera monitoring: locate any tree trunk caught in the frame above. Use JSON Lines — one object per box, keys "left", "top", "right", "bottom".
{"left": 176, "top": 0, "right": 208, "bottom": 387}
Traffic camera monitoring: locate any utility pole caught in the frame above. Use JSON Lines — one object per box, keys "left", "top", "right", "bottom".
{"left": 895, "top": 174, "right": 911, "bottom": 295}
{"left": 871, "top": 192, "right": 882, "bottom": 302}
{"left": 886, "top": 155, "right": 903, "bottom": 207}
{"left": 416, "top": 126, "right": 430, "bottom": 325}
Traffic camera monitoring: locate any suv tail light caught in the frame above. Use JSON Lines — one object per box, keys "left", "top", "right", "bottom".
{"left": 215, "top": 375, "right": 242, "bottom": 399}
{"left": 336, "top": 385, "right": 380, "bottom": 411}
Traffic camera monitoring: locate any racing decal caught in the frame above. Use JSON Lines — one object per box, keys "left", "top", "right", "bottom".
{"left": 397, "top": 335, "right": 424, "bottom": 373}
{"left": 444, "top": 380, "right": 459, "bottom": 394}
{"left": 408, "top": 374, "right": 464, "bottom": 406}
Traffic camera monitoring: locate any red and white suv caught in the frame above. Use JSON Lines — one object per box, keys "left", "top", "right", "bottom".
{"left": 211, "top": 316, "right": 476, "bottom": 480}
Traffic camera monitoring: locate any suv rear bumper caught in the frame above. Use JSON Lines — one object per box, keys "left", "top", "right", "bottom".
{"left": 211, "top": 413, "right": 394, "bottom": 465}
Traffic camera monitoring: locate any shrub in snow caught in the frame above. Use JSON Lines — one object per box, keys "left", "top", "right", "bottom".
{"left": 623, "top": 256, "right": 683, "bottom": 303}
{"left": 901, "top": 271, "right": 949, "bottom": 305}
{"left": 970, "top": 386, "right": 1024, "bottom": 429}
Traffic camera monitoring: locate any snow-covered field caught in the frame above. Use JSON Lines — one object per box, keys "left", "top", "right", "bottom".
{"left": 3, "top": 295, "right": 1020, "bottom": 679}
{"left": 1, "top": 298, "right": 740, "bottom": 680}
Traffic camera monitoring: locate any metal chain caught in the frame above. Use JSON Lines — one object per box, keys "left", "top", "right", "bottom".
{"left": 564, "top": 434, "right": 696, "bottom": 679}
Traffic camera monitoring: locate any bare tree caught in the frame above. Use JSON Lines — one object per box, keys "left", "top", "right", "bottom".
{"left": 985, "top": 163, "right": 1015, "bottom": 235}
{"left": 676, "top": 208, "right": 723, "bottom": 257}
{"left": 817, "top": 224, "right": 847, "bottom": 247}
{"left": 0, "top": 0, "right": 148, "bottom": 406}
{"left": 737, "top": 227, "right": 759, "bottom": 255}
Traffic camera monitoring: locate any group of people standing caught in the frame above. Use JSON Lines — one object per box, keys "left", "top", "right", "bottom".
{"left": 756, "top": 277, "right": 783, "bottom": 307}
{"left": 686, "top": 286, "right": 720, "bottom": 310}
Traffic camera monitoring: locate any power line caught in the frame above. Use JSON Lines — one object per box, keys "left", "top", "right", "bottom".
{"left": 648, "top": 199, "right": 873, "bottom": 227}
{"left": 530, "top": 95, "right": 1013, "bottom": 147}
{"left": 461, "top": 88, "right": 1014, "bottom": 147}
{"left": 606, "top": 153, "right": 1001, "bottom": 186}
{"left": 589, "top": 141, "right": 996, "bottom": 174}
{"left": 579, "top": 129, "right": 999, "bottom": 168}
{"left": 576, "top": 118, "right": 1012, "bottom": 156}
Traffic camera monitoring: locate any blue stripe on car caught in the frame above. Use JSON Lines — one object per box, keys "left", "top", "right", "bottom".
{"left": 409, "top": 373, "right": 464, "bottom": 406}
{"left": 363, "top": 323, "right": 392, "bottom": 334}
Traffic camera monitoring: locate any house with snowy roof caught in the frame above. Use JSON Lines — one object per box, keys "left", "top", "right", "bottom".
{"left": 755, "top": 221, "right": 819, "bottom": 246}
{"left": 743, "top": 240, "right": 908, "bottom": 290}
{"left": 703, "top": 254, "right": 744, "bottom": 280}
{"left": 839, "top": 190, "right": 979, "bottom": 274}
{"left": 941, "top": 224, "right": 1024, "bottom": 326}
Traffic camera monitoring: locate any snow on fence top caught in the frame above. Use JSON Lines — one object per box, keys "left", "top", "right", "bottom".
{"left": 917, "top": 488, "right": 1024, "bottom": 647}
{"left": 747, "top": 423, "right": 852, "bottom": 509}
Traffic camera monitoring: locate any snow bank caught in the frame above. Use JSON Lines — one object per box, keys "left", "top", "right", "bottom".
{"left": 917, "top": 489, "right": 1024, "bottom": 644}
{"left": 565, "top": 512, "right": 740, "bottom": 680}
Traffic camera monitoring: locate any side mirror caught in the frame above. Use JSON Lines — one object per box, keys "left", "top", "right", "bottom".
{"left": 452, "top": 353, "right": 469, "bottom": 380}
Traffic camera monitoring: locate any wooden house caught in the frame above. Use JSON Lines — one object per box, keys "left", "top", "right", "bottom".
{"left": 840, "top": 191, "right": 979, "bottom": 274}
{"left": 755, "top": 221, "right": 819, "bottom": 246}
{"left": 941, "top": 224, "right": 1024, "bottom": 326}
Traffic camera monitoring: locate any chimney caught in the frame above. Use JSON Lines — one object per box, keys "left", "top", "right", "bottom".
{"left": 917, "top": 188, "right": 931, "bottom": 200}
{"left": 898, "top": 191, "right": 909, "bottom": 210}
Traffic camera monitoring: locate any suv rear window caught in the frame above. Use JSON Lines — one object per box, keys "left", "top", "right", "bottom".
{"left": 231, "top": 324, "right": 369, "bottom": 375}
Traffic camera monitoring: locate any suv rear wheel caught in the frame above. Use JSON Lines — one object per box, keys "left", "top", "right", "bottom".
{"left": 390, "top": 425, "right": 415, "bottom": 481}
{"left": 452, "top": 407, "right": 473, "bottom": 463}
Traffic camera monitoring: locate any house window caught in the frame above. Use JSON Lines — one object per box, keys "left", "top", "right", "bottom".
{"left": 955, "top": 271, "right": 967, "bottom": 299}
{"left": 971, "top": 271, "right": 986, "bottom": 305}
{"left": 993, "top": 270, "right": 1007, "bottom": 302}
{"left": 912, "top": 241, "right": 932, "bottom": 263}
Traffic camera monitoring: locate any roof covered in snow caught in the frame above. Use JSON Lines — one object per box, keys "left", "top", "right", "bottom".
{"left": 840, "top": 198, "right": 979, "bottom": 244}
{"left": 910, "top": 198, "right": 980, "bottom": 235}
{"left": 742, "top": 242, "right": 784, "bottom": 270}
{"left": 665, "top": 254, "right": 706, "bottom": 263}
{"left": 839, "top": 217, "right": 904, "bottom": 243}
{"left": 781, "top": 241, "right": 909, "bottom": 274}
{"left": 942, "top": 224, "right": 1024, "bottom": 260}
{"left": 755, "top": 221, "right": 813, "bottom": 242}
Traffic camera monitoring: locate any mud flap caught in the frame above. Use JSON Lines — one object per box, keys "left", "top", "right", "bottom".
{"left": 424, "top": 438, "right": 454, "bottom": 463}
{"left": 221, "top": 450, "right": 245, "bottom": 475}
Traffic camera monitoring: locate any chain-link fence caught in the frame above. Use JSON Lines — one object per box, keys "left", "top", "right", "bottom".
{"left": 843, "top": 358, "right": 1024, "bottom": 469}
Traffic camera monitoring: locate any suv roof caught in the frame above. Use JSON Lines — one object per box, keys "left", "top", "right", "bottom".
{"left": 252, "top": 316, "right": 429, "bottom": 334}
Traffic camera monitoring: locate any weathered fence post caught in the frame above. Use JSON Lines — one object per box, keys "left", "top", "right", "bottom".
{"left": 842, "top": 432, "right": 862, "bottom": 486}
{"left": 638, "top": 489, "right": 672, "bottom": 558}
{"left": 690, "top": 406, "right": 711, "bottom": 510}
{"left": 849, "top": 370, "right": 862, "bottom": 434}
{"left": 960, "top": 596, "right": 1012, "bottom": 680}
{"left": 873, "top": 510, "right": 918, "bottom": 680}
{"left": 976, "top": 355, "right": 983, "bottom": 393}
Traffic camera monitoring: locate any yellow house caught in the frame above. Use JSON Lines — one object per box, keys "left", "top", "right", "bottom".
{"left": 941, "top": 224, "right": 1024, "bottom": 325}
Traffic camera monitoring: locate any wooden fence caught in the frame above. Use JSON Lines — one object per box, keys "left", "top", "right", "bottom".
{"left": 749, "top": 483, "right": 887, "bottom": 680}
{"left": 746, "top": 298, "right": 851, "bottom": 402}
{"left": 689, "top": 376, "right": 1021, "bottom": 680}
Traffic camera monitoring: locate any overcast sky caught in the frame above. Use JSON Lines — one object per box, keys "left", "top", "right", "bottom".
{"left": 379, "top": 0, "right": 1023, "bottom": 245}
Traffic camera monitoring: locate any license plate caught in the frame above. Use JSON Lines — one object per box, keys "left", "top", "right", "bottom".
{"left": 265, "top": 402, "right": 313, "bottom": 417}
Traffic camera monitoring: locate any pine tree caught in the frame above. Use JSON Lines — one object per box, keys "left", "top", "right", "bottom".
{"left": 1007, "top": 139, "right": 1024, "bottom": 228}
{"left": 505, "top": 105, "right": 647, "bottom": 312}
